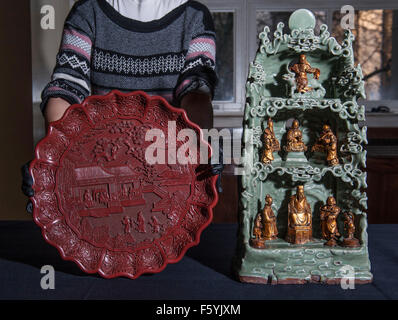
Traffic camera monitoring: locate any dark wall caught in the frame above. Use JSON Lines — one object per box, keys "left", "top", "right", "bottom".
{"left": 0, "top": 1, "right": 33, "bottom": 220}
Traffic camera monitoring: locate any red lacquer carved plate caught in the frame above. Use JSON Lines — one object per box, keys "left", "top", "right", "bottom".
{"left": 30, "top": 90, "right": 218, "bottom": 279}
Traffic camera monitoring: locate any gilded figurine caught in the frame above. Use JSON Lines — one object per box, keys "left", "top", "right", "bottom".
{"left": 290, "top": 54, "right": 320, "bottom": 93}
{"left": 267, "top": 118, "right": 280, "bottom": 151}
{"left": 261, "top": 194, "right": 278, "bottom": 240}
{"left": 286, "top": 185, "right": 312, "bottom": 244}
{"left": 250, "top": 194, "right": 278, "bottom": 248}
{"left": 261, "top": 118, "right": 280, "bottom": 164}
{"left": 250, "top": 212, "right": 265, "bottom": 248}
{"left": 284, "top": 119, "right": 307, "bottom": 152}
{"left": 341, "top": 211, "right": 360, "bottom": 247}
{"left": 251, "top": 214, "right": 264, "bottom": 247}
{"left": 319, "top": 196, "right": 341, "bottom": 247}
{"left": 312, "top": 124, "right": 339, "bottom": 166}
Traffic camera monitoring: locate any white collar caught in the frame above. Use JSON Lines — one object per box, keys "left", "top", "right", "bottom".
{"left": 105, "top": 0, "right": 189, "bottom": 22}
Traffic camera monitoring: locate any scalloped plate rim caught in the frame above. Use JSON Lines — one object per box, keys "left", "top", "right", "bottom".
{"left": 30, "top": 90, "right": 219, "bottom": 279}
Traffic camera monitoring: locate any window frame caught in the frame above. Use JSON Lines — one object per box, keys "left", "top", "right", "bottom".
{"left": 199, "top": 0, "right": 247, "bottom": 117}
{"left": 201, "top": 0, "right": 398, "bottom": 123}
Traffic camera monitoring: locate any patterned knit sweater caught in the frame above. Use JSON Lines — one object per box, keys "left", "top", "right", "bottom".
{"left": 40, "top": 0, "right": 217, "bottom": 112}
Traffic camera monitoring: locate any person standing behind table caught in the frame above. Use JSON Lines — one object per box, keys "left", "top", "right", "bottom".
{"left": 42, "top": 0, "right": 217, "bottom": 129}
{"left": 22, "top": 0, "right": 223, "bottom": 212}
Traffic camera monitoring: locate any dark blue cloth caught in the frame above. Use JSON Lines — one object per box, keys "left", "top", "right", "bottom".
{"left": 0, "top": 222, "right": 397, "bottom": 300}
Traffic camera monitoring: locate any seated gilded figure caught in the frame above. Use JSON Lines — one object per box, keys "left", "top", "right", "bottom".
{"left": 284, "top": 119, "right": 307, "bottom": 152}
{"left": 286, "top": 185, "right": 312, "bottom": 245}
{"left": 250, "top": 194, "right": 278, "bottom": 249}
{"left": 319, "top": 196, "right": 341, "bottom": 247}
{"left": 312, "top": 124, "right": 339, "bottom": 166}
{"left": 261, "top": 118, "right": 280, "bottom": 164}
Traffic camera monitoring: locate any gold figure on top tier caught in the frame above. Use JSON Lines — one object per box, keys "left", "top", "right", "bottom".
{"left": 261, "top": 118, "right": 280, "bottom": 164}
{"left": 312, "top": 124, "right": 339, "bottom": 166}
{"left": 290, "top": 54, "right": 320, "bottom": 93}
{"left": 250, "top": 194, "right": 278, "bottom": 249}
{"left": 319, "top": 196, "right": 341, "bottom": 247}
{"left": 286, "top": 185, "right": 312, "bottom": 245}
{"left": 284, "top": 119, "right": 307, "bottom": 152}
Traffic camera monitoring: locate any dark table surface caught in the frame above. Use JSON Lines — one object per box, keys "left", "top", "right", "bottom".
{"left": 0, "top": 221, "right": 397, "bottom": 300}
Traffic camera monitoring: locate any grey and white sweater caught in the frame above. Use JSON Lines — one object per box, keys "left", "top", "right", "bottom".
{"left": 40, "top": 0, "right": 217, "bottom": 112}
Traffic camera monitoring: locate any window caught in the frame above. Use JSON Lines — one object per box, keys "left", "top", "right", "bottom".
{"left": 200, "top": 0, "right": 247, "bottom": 117}
{"left": 332, "top": 9, "right": 397, "bottom": 101}
{"left": 255, "top": 10, "right": 327, "bottom": 45}
{"left": 199, "top": 0, "right": 398, "bottom": 126}
{"left": 212, "top": 12, "right": 234, "bottom": 102}
{"left": 30, "top": 0, "right": 73, "bottom": 144}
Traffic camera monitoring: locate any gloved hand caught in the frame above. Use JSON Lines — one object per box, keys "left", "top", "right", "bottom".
{"left": 196, "top": 139, "right": 224, "bottom": 193}
{"left": 21, "top": 161, "right": 34, "bottom": 214}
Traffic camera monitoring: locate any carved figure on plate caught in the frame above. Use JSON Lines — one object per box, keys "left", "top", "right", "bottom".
{"left": 83, "top": 189, "right": 94, "bottom": 208}
{"left": 150, "top": 216, "right": 160, "bottom": 233}
{"left": 135, "top": 211, "right": 146, "bottom": 233}
{"left": 122, "top": 216, "right": 132, "bottom": 234}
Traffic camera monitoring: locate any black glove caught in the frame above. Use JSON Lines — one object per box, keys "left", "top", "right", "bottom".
{"left": 211, "top": 145, "right": 223, "bottom": 193}
{"left": 21, "top": 161, "right": 34, "bottom": 214}
{"left": 196, "top": 139, "right": 224, "bottom": 193}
